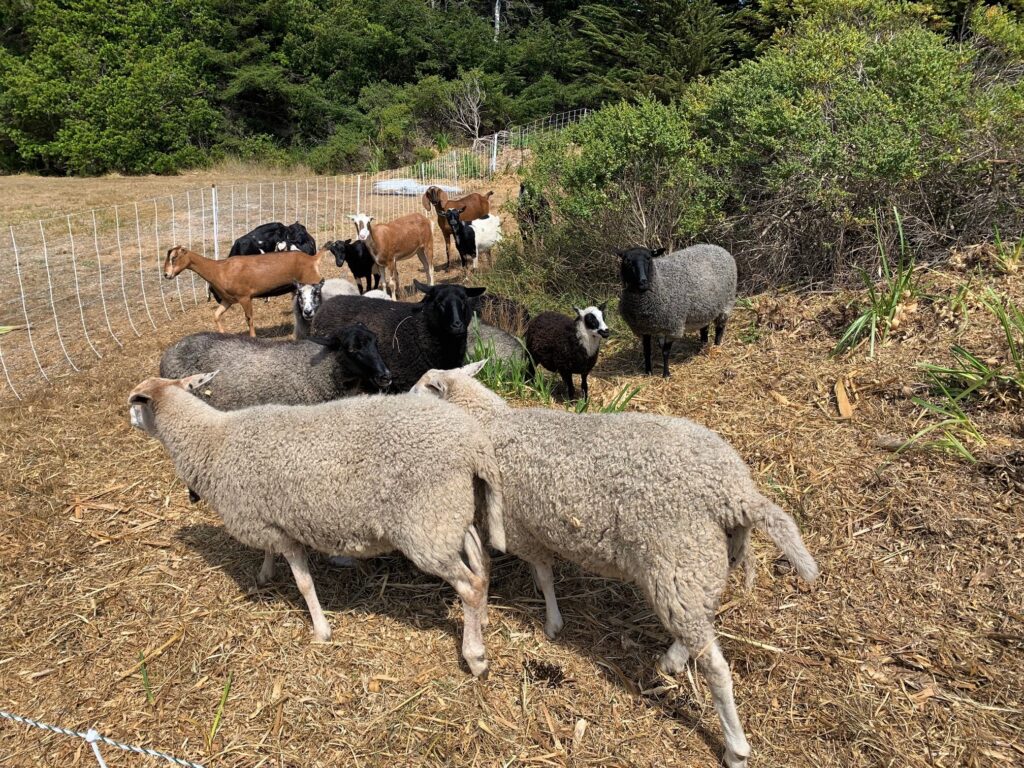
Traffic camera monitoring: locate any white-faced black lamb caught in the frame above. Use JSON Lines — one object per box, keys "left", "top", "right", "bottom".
{"left": 412, "top": 363, "right": 819, "bottom": 768}
{"left": 524, "top": 305, "right": 610, "bottom": 400}
{"left": 618, "top": 245, "right": 737, "bottom": 377}
{"left": 128, "top": 373, "right": 504, "bottom": 676}
{"left": 310, "top": 281, "right": 485, "bottom": 391}
{"left": 324, "top": 239, "right": 380, "bottom": 293}
{"left": 159, "top": 325, "right": 392, "bottom": 410}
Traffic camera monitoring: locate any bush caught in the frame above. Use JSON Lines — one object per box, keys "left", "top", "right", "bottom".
{"left": 501, "top": 0, "right": 1023, "bottom": 300}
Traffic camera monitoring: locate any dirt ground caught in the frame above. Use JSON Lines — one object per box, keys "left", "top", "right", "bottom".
{"left": 1, "top": 184, "right": 1022, "bottom": 766}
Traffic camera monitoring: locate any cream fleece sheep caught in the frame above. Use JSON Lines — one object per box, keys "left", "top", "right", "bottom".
{"left": 412, "top": 363, "right": 818, "bottom": 767}
{"left": 127, "top": 373, "right": 505, "bottom": 677}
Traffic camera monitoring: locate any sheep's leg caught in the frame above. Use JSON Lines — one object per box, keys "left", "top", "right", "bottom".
{"left": 700, "top": 326, "right": 710, "bottom": 347}
{"left": 696, "top": 638, "right": 751, "bottom": 768}
{"left": 257, "top": 549, "right": 276, "bottom": 586}
{"left": 714, "top": 316, "right": 728, "bottom": 346}
{"left": 282, "top": 546, "right": 331, "bottom": 642}
{"left": 661, "top": 339, "right": 673, "bottom": 378}
{"left": 581, "top": 373, "right": 589, "bottom": 401}
{"left": 531, "top": 562, "right": 564, "bottom": 639}
{"left": 642, "top": 334, "right": 653, "bottom": 375}
{"left": 656, "top": 640, "right": 690, "bottom": 675}
{"left": 213, "top": 303, "right": 230, "bottom": 333}
{"left": 560, "top": 371, "right": 576, "bottom": 400}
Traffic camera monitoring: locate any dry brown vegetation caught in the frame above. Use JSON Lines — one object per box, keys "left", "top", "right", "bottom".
{"left": 0, "top": 173, "right": 1021, "bottom": 767}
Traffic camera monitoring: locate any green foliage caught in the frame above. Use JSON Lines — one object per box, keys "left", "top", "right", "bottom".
{"left": 467, "top": 336, "right": 553, "bottom": 405}
{"left": 833, "top": 209, "right": 917, "bottom": 357}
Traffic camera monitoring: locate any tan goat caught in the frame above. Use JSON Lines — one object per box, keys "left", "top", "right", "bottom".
{"left": 164, "top": 246, "right": 321, "bottom": 337}
{"left": 349, "top": 213, "right": 433, "bottom": 298}
{"left": 421, "top": 186, "right": 493, "bottom": 272}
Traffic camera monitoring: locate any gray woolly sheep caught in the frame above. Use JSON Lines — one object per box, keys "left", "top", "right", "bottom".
{"left": 310, "top": 281, "right": 485, "bottom": 391}
{"left": 412, "top": 363, "right": 819, "bottom": 768}
{"left": 127, "top": 373, "right": 504, "bottom": 677}
{"left": 524, "top": 305, "right": 609, "bottom": 400}
{"left": 468, "top": 315, "right": 527, "bottom": 367}
{"left": 159, "top": 326, "right": 392, "bottom": 410}
{"left": 293, "top": 278, "right": 360, "bottom": 340}
{"left": 618, "top": 245, "right": 737, "bottom": 377}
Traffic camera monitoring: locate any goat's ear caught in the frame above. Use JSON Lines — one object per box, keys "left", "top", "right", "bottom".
{"left": 182, "top": 371, "right": 218, "bottom": 392}
{"left": 465, "top": 286, "right": 486, "bottom": 298}
{"left": 652, "top": 247, "right": 667, "bottom": 257}
{"left": 347, "top": 215, "right": 356, "bottom": 221}
{"left": 460, "top": 359, "right": 488, "bottom": 378}
{"left": 292, "top": 280, "right": 300, "bottom": 290}
{"left": 457, "top": 207, "right": 467, "bottom": 215}
{"left": 413, "top": 280, "right": 433, "bottom": 295}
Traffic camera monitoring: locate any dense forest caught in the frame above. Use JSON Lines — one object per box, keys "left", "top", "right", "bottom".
{"left": 1, "top": 0, "right": 1019, "bottom": 176}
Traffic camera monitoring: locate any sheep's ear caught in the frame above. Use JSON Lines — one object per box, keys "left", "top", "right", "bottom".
{"left": 460, "top": 360, "right": 488, "bottom": 378}
{"left": 182, "top": 371, "right": 218, "bottom": 392}
{"left": 307, "top": 335, "right": 339, "bottom": 350}
{"left": 652, "top": 247, "right": 667, "bottom": 257}
{"left": 465, "top": 287, "right": 486, "bottom": 298}
{"left": 598, "top": 300, "right": 608, "bottom": 313}
{"left": 572, "top": 305, "right": 583, "bottom": 317}
{"left": 413, "top": 280, "right": 433, "bottom": 295}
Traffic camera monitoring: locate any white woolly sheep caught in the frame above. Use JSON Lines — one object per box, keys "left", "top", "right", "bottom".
{"left": 128, "top": 373, "right": 505, "bottom": 677}
{"left": 412, "top": 363, "right": 819, "bottom": 767}
{"left": 618, "top": 245, "right": 737, "bottom": 377}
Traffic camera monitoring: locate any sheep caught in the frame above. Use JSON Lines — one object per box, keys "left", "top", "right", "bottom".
{"left": 524, "top": 305, "right": 609, "bottom": 400}
{"left": 422, "top": 186, "right": 494, "bottom": 271}
{"left": 127, "top": 372, "right": 504, "bottom": 677}
{"left": 324, "top": 239, "right": 380, "bottom": 294}
{"left": 468, "top": 315, "right": 527, "bottom": 367}
{"left": 618, "top": 245, "right": 737, "bottom": 377}
{"left": 159, "top": 324, "right": 392, "bottom": 409}
{"left": 292, "top": 278, "right": 360, "bottom": 340}
{"left": 310, "top": 281, "right": 485, "bottom": 392}
{"left": 362, "top": 289, "right": 393, "bottom": 300}
{"left": 349, "top": 212, "right": 433, "bottom": 297}
{"left": 164, "top": 246, "right": 321, "bottom": 337}
{"left": 441, "top": 208, "right": 502, "bottom": 271}
{"left": 411, "top": 362, "right": 819, "bottom": 768}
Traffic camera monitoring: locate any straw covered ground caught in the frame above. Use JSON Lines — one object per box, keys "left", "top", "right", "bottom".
{"left": 0, "top": 252, "right": 1022, "bottom": 767}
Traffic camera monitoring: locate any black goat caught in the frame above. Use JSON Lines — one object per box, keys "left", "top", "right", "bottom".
{"left": 324, "top": 239, "right": 380, "bottom": 294}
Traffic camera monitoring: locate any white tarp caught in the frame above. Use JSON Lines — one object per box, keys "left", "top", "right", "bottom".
{"left": 372, "top": 179, "right": 464, "bottom": 197}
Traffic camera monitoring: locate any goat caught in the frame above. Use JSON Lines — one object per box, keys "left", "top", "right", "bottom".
{"left": 324, "top": 239, "right": 380, "bottom": 293}
{"left": 442, "top": 208, "right": 502, "bottom": 271}
{"left": 164, "top": 246, "right": 321, "bottom": 337}
{"left": 214, "top": 222, "right": 318, "bottom": 302}
{"left": 421, "top": 186, "right": 494, "bottom": 271}
{"left": 349, "top": 212, "right": 433, "bottom": 298}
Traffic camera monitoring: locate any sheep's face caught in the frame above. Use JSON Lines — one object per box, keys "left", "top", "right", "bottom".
{"left": 412, "top": 360, "right": 487, "bottom": 400}
{"left": 337, "top": 323, "right": 392, "bottom": 389}
{"left": 415, "top": 281, "right": 485, "bottom": 336}
{"left": 349, "top": 213, "right": 373, "bottom": 242}
{"left": 163, "top": 247, "right": 189, "bottom": 279}
{"left": 619, "top": 247, "right": 666, "bottom": 292}
{"left": 128, "top": 373, "right": 218, "bottom": 435}
{"left": 574, "top": 304, "right": 611, "bottom": 341}
{"left": 294, "top": 280, "right": 324, "bottom": 320}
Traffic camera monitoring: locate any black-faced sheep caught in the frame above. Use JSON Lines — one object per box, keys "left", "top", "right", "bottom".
{"left": 310, "top": 281, "right": 485, "bottom": 392}
{"left": 524, "top": 305, "right": 609, "bottom": 400}
{"left": 618, "top": 245, "right": 737, "bottom": 377}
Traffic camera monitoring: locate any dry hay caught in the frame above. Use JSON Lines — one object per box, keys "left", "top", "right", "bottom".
{"left": 1, "top": 266, "right": 1022, "bottom": 768}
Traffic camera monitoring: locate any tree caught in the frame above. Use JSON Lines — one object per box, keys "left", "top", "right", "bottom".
{"left": 444, "top": 71, "right": 486, "bottom": 139}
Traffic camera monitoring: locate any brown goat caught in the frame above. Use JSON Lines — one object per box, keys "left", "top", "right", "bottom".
{"left": 163, "top": 246, "right": 321, "bottom": 337}
{"left": 421, "top": 186, "right": 494, "bottom": 271}
{"left": 349, "top": 213, "right": 433, "bottom": 298}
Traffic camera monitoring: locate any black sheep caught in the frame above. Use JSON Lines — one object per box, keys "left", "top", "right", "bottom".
{"left": 311, "top": 281, "right": 486, "bottom": 391}
{"left": 325, "top": 239, "right": 380, "bottom": 294}
{"left": 525, "top": 304, "right": 610, "bottom": 400}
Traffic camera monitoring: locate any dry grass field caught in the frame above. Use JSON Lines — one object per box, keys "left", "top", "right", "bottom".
{"left": 1, "top": 174, "right": 1022, "bottom": 768}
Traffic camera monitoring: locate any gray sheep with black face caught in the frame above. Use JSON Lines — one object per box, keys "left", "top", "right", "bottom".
{"left": 618, "top": 244, "right": 736, "bottom": 377}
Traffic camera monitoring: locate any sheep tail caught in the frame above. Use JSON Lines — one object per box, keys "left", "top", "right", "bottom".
{"left": 749, "top": 500, "right": 819, "bottom": 583}
{"left": 473, "top": 443, "right": 506, "bottom": 552}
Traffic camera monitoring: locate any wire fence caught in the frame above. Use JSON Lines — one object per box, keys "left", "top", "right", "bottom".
{"left": 0, "top": 109, "right": 588, "bottom": 400}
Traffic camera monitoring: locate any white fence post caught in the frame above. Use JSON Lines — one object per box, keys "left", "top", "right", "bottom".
{"left": 211, "top": 185, "right": 220, "bottom": 261}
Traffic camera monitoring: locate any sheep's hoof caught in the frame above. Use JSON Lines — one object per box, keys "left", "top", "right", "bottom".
{"left": 467, "top": 655, "right": 489, "bottom": 678}
{"left": 312, "top": 627, "right": 332, "bottom": 644}
{"left": 544, "top": 617, "right": 564, "bottom": 640}
{"left": 724, "top": 749, "right": 749, "bottom": 768}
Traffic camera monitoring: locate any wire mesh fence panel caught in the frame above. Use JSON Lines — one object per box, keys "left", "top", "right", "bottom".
{"left": 0, "top": 110, "right": 589, "bottom": 399}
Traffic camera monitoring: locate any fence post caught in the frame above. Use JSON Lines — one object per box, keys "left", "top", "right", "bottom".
{"left": 211, "top": 185, "right": 220, "bottom": 260}
{"left": 356, "top": 175, "right": 361, "bottom": 214}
